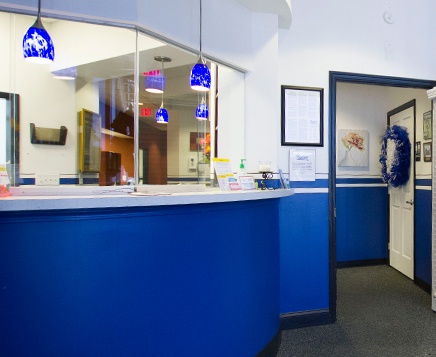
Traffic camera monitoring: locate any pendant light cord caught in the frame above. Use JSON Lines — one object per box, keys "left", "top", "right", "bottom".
{"left": 37, "top": 0, "right": 41, "bottom": 17}
{"left": 161, "top": 60, "right": 164, "bottom": 106}
{"left": 199, "top": 0, "right": 203, "bottom": 57}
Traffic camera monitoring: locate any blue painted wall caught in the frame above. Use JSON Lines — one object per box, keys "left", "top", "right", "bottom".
{"left": 279, "top": 192, "right": 329, "bottom": 314}
{"left": 0, "top": 200, "right": 280, "bottom": 357}
{"left": 336, "top": 186, "right": 388, "bottom": 262}
{"left": 415, "top": 185, "right": 432, "bottom": 285}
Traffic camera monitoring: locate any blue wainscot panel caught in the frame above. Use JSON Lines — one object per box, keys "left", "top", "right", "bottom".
{"left": 279, "top": 193, "right": 329, "bottom": 314}
{"left": 336, "top": 186, "right": 388, "bottom": 263}
{"left": 415, "top": 188, "right": 432, "bottom": 286}
{"left": 0, "top": 200, "right": 280, "bottom": 357}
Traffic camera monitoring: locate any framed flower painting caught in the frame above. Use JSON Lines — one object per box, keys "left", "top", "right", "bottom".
{"left": 338, "top": 129, "right": 369, "bottom": 167}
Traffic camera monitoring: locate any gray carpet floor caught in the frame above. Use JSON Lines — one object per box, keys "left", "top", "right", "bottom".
{"left": 277, "top": 265, "right": 436, "bottom": 357}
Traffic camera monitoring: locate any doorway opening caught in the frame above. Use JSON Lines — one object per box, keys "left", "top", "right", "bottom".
{"left": 328, "top": 72, "right": 436, "bottom": 322}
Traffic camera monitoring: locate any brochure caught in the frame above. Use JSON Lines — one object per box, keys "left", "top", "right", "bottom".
{"left": 213, "top": 158, "right": 240, "bottom": 191}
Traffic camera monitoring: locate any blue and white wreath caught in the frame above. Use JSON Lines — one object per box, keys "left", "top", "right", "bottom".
{"left": 379, "top": 125, "right": 411, "bottom": 188}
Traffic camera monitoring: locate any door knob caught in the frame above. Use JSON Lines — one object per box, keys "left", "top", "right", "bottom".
{"left": 406, "top": 200, "right": 414, "bottom": 205}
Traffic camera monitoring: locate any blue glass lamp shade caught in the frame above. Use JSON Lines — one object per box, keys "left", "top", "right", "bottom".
{"left": 190, "top": 60, "right": 211, "bottom": 91}
{"left": 195, "top": 102, "right": 209, "bottom": 120}
{"left": 23, "top": 17, "right": 55, "bottom": 64}
{"left": 156, "top": 107, "right": 169, "bottom": 124}
{"left": 145, "top": 73, "right": 166, "bottom": 93}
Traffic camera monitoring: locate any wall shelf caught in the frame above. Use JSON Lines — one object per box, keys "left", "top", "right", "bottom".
{"left": 30, "top": 123, "right": 67, "bottom": 145}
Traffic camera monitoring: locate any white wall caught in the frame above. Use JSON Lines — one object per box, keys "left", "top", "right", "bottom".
{"left": 218, "top": 66, "right": 245, "bottom": 169}
{"left": 336, "top": 83, "right": 388, "bottom": 177}
{"left": 245, "top": 13, "right": 280, "bottom": 174}
{"left": 278, "top": 0, "right": 436, "bottom": 176}
{"left": 50, "top": 20, "right": 143, "bottom": 71}
{"left": 0, "top": 12, "right": 138, "bottom": 177}
{"left": 1, "top": 14, "right": 77, "bottom": 176}
{"left": 336, "top": 83, "right": 432, "bottom": 178}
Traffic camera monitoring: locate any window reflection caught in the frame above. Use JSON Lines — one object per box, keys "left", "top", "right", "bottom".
{"left": 1, "top": 12, "right": 243, "bottom": 189}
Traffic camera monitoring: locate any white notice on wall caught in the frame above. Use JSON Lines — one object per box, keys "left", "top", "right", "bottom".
{"left": 289, "top": 149, "right": 316, "bottom": 181}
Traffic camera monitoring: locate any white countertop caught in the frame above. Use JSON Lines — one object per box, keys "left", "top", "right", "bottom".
{"left": 1, "top": 185, "right": 294, "bottom": 212}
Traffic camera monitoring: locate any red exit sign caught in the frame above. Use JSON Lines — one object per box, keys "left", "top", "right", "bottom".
{"left": 140, "top": 107, "right": 152, "bottom": 117}
{"left": 143, "top": 70, "right": 161, "bottom": 76}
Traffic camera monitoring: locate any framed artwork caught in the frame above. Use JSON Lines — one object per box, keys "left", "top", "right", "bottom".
{"left": 281, "top": 85, "right": 323, "bottom": 146}
{"left": 424, "top": 142, "right": 432, "bottom": 162}
{"left": 79, "top": 109, "right": 101, "bottom": 173}
{"left": 337, "top": 129, "right": 369, "bottom": 167}
{"left": 415, "top": 141, "right": 421, "bottom": 162}
{"left": 423, "top": 110, "right": 432, "bottom": 140}
{"left": 190, "top": 132, "right": 209, "bottom": 151}
{"left": 190, "top": 132, "right": 200, "bottom": 151}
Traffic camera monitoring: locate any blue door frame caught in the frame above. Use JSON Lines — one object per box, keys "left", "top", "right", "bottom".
{"left": 328, "top": 72, "right": 436, "bottom": 322}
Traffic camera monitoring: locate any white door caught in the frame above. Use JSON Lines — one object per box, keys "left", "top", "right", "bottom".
{"left": 388, "top": 103, "right": 415, "bottom": 279}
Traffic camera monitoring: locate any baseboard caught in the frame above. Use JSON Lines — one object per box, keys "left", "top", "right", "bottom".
{"left": 337, "top": 258, "right": 387, "bottom": 269}
{"left": 414, "top": 276, "right": 431, "bottom": 294}
{"left": 256, "top": 328, "right": 281, "bottom": 357}
{"left": 280, "top": 309, "right": 333, "bottom": 330}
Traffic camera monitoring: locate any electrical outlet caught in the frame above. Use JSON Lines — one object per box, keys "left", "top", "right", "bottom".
{"left": 36, "top": 174, "right": 60, "bottom": 186}
{"left": 189, "top": 156, "right": 197, "bottom": 170}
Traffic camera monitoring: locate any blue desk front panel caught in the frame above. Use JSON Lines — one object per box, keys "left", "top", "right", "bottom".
{"left": 0, "top": 200, "right": 280, "bottom": 357}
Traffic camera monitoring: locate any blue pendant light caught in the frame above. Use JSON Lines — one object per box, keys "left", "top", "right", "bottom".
{"left": 145, "top": 56, "right": 171, "bottom": 93}
{"left": 190, "top": 60, "right": 211, "bottom": 92}
{"left": 196, "top": 98, "right": 208, "bottom": 120}
{"left": 153, "top": 57, "right": 171, "bottom": 124}
{"left": 156, "top": 105, "right": 169, "bottom": 124}
{"left": 23, "top": 0, "right": 55, "bottom": 64}
{"left": 145, "top": 72, "right": 166, "bottom": 93}
{"left": 190, "top": 0, "right": 211, "bottom": 92}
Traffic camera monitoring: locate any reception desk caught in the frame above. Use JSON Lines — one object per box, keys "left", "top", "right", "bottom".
{"left": 0, "top": 188, "right": 291, "bottom": 356}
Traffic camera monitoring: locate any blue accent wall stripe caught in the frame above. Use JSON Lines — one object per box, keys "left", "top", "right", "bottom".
{"left": 336, "top": 177, "right": 384, "bottom": 185}
{"left": 82, "top": 178, "right": 99, "bottom": 185}
{"left": 289, "top": 179, "right": 329, "bottom": 189}
{"left": 19, "top": 178, "right": 35, "bottom": 185}
{"left": 416, "top": 179, "right": 432, "bottom": 187}
{"left": 60, "top": 178, "right": 79, "bottom": 185}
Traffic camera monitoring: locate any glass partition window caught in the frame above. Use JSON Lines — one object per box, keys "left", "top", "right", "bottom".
{"left": 0, "top": 12, "right": 232, "bottom": 188}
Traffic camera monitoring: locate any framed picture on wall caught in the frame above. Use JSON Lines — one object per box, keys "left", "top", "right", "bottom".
{"left": 281, "top": 86, "right": 324, "bottom": 146}
{"left": 415, "top": 141, "right": 421, "bottom": 162}
{"left": 423, "top": 110, "right": 432, "bottom": 140}
{"left": 423, "top": 142, "right": 432, "bottom": 162}
{"left": 337, "top": 129, "right": 369, "bottom": 167}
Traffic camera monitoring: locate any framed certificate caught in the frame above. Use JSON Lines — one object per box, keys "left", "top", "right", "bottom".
{"left": 79, "top": 109, "right": 101, "bottom": 173}
{"left": 281, "top": 85, "right": 324, "bottom": 146}
{"left": 423, "top": 110, "right": 432, "bottom": 140}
